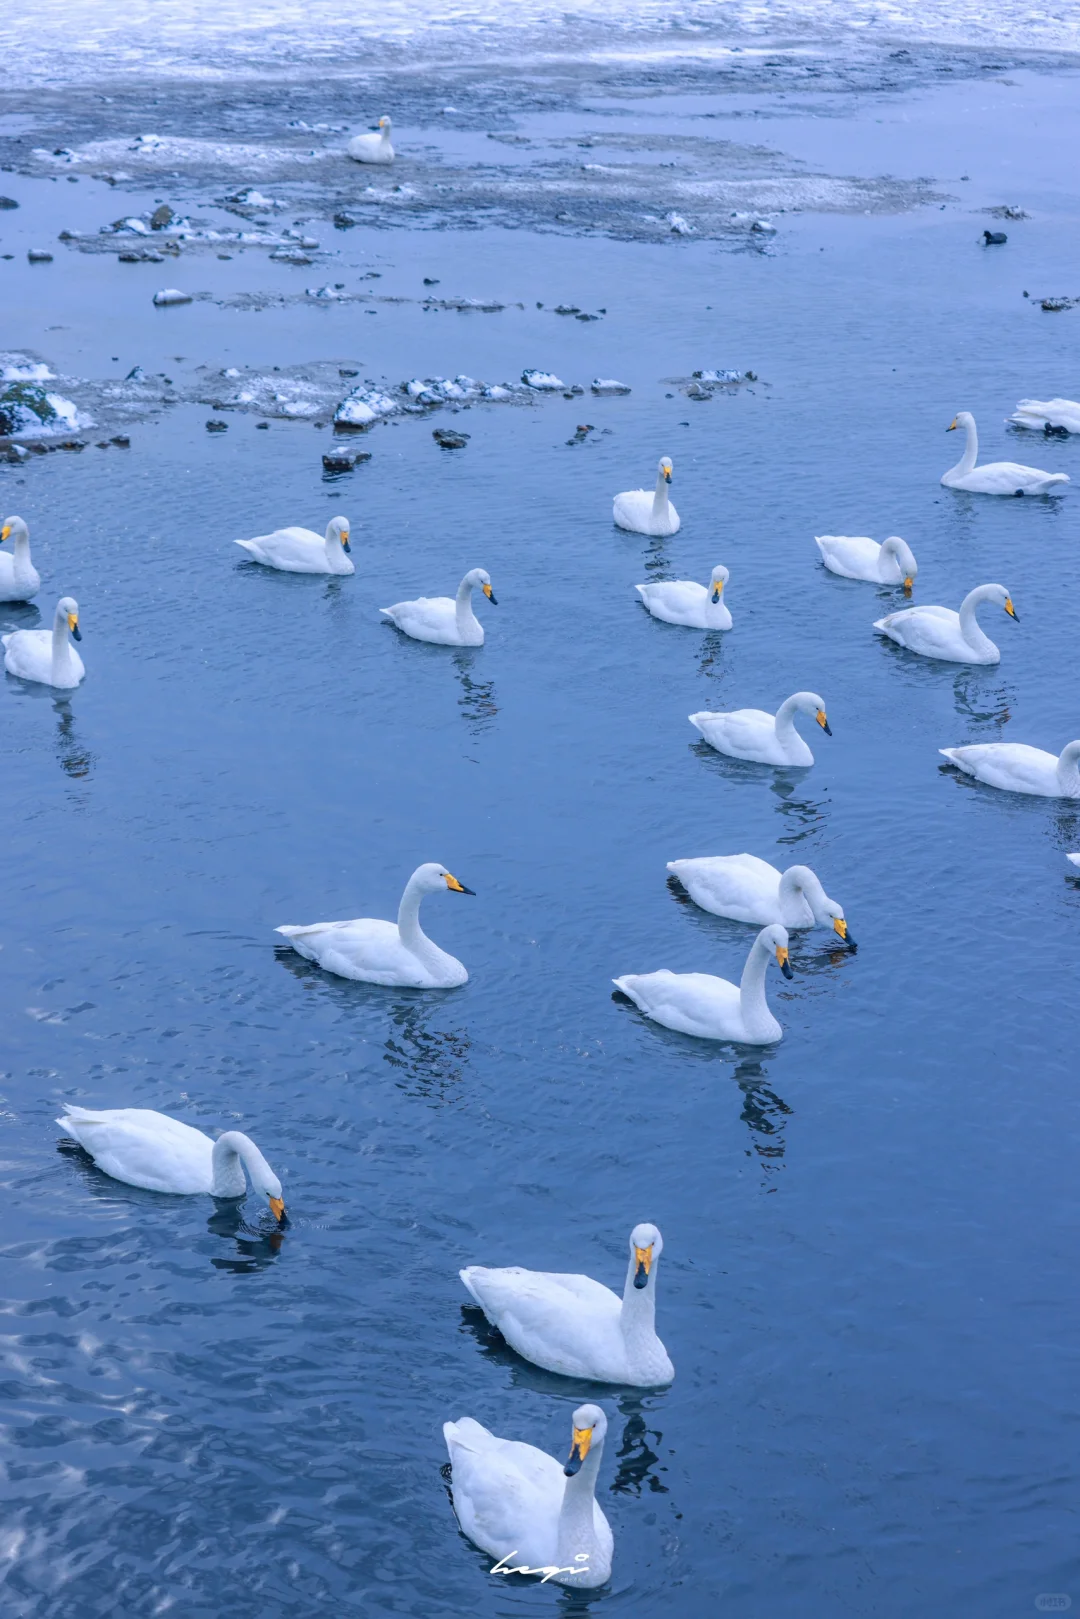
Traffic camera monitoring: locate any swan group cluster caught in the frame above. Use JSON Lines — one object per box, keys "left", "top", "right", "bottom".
{"left": 1, "top": 378, "right": 1076, "bottom": 1588}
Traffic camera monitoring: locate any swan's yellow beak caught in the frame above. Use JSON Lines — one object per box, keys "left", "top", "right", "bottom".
{"left": 816, "top": 709, "right": 831, "bottom": 734}
{"left": 711, "top": 580, "right": 724, "bottom": 602}
{"left": 776, "top": 944, "right": 794, "bottom": 979}
{"left": 444, "top": 872, "right": 476, "bottom": 895}
{"left": 67, "top": 613, "right": 81, "bottom": 640}
{"left": 903, "top": 575, "right": 914, "bottom": 591}
{"left": 947, "top": 417, "right": 958, "bottom": 431}
{"left": 633, "top": 1243, "right": 653, "bottom": 1289}
{"left": 834, "top": 918, "right": 848, "bottom": 941}
{"left": 1005, "top": 596, "right": 1018, "bottom": 619}
{"left": 268, "top": 1196, "right": 286, "bottom": 1222}
{"left": 1, "top": 524, "right": 10, "bottom": 542}
{"left": 482, "top": 581, "right": 496, "bottom": 602}
{"left": 565, "top": 1425, "right": 593, "bottom": 1476}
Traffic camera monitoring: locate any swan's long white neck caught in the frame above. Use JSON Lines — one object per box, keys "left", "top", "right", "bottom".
{"left": 619, "top": 1250, "right": 661, "bottom": 1352}
{"left": 397, "top": 874, "right": 441, "bottom": 961}
{"left": 778, "top": 867, "right": 820, "bottom": 928}
{"left": 9, "top": 528, "right": 35, "bottom": 589}
{"left": 739, "top": 935, "right": 778, "bottom": 1040}
{"left": 454, "top": 576, "right": 481, "bottom": 637}
{"left": 324, "top": 525, "right": 341, "bottom": 562}
{"left": 211, "top": 1131, "right": 270, "bottom": 1198}
{"left": 51, "top": 611, "right": 76, "bottom": 679}
{"left": 957, "top": 586, "right": 1000, "bottom": 656}
{"left": 1057, "top": 742, "right": 1080, "bottom": 796}
{"left": 879, "top": 536, "right": 915, "bottom": 582}
{"left": 651, "top": 469, "right": 671, "bottom": 521}
{"left": 949, "top": 418, "right": 978, "bottom": 477}
{"left": 774, "top": 696, "right": 803, "bottom": 748}
{"left": 556, "top": 1441, "right": 604, "bottom": 1570}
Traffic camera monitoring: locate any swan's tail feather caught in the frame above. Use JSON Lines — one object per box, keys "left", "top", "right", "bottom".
{"left": 459, "top": 1266, "right": 485, "bottom": 1306}
{"left": 872, "top": 617, "right": 891, "bottom": 632}
{"left": 235, "top": 540, "right": 257, "bottom": 553}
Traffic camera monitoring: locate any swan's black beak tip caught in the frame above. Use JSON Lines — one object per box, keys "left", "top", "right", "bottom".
{"left": 564, "top": 1456, "right": 583, "bottom": 1478}
{"left": 781, "top": 959, "right": 794, "bottom": 980}
{"left": 342, "top": 538, "right": 351, "bottom": 554}
{"left": 71, "top": 625, "right": 82, "bottom": 641}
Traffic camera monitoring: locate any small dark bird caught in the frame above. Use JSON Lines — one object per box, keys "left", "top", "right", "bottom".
{"left": 983, "top": 230, "right": 1007, "bottom": 245}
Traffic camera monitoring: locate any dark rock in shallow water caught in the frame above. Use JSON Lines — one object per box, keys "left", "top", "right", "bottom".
{"left": 256, "top": 422, "right": 269, "bottom": 430}
{"left": 206, "top": 419, "right": 228, "bottom": 432}
{"left": 150, "top": 204, "right": 174, "bottom": 230}
{"left": 111, "top": 434, "right": 130, "bottom": 447}
{"left": 322, "top": 448, "right": 371, "bottom": 471}
{"left": 333, "top": 212, "right": 358, "bottom": 228}
{"left": 983, "top": 230, "right": 1007, "bottom": 244}
{"left": 27, "top": 249, "right": 53, "bottom": 263}
{"left": 0, "top": 443, "right": 30, "bottom": 464}
{"left": 433, "top": 428, "right": 470, "bottom": 449}
{"left": 0, "top": 196, "right": 18, "bottom": 210}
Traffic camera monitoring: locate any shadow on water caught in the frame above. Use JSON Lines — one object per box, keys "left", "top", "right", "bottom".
{"left": 453, "top": 648, "right": 498, "bottom": 733}
{"left": 695, "top": 629, "right": 727, "bottom": 682}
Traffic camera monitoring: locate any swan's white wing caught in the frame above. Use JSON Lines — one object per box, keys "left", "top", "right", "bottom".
{"left": 667, "top": 854, "right": 780, "bottom": 922}
{"left": 875, "top": 606, "right": 965, "bottom": 656}
{"left": 445, "top": 1419, "right": 562, "bottom": 1567}
{"left": 277, "top": 917, "right": 416, "bottom": 977}
{"left": 1011, "top": 398, "right": 1080, "bottom": 433}
{"left": 941, "top": 743, "right": 1059, "bottom": 794}
{"left": 691, "top": 708, "right": 774, "bottom": 750}
{"left": 57, "top": 1107, "right": 213, "bottom": 1194}
{"left": 380, "top": 596, "right": 457, "bottom": 639}
{"left": 616, "top": 969, "right": 743, "bottom": 1038}
{"left": 2, "top": 628, "right": 52, "bottom": 680}
{"left": 461, "top": 1266, "right": 623, "bottom": 1376}
{"left": 815, "top": 536, "right": 879, "bottom": 578}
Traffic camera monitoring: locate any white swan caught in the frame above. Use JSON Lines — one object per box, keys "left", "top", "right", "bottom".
{"left": 942, "top": 412, "right": 1069, "bottom": 495}
{"left": 347, "top": 116, "right": 394, "bottom": 164}
{"left": 613, "top": 457, "right": 679, "bottom": 536}
{"left": 1067, "top": 854, "right": 1080, "bottom": 869}
{"left": 667, "top": 854, "right": 852, "bottom": 942}
{"left": 444, "top": 1404, "right": 612, "bottom": 1589}
{"left": 380, "top": 568, "right": 495, "bottom": 646}
{"left": 940, "top": 739, "right": 1080, "bottom": 798}
{"left": 636, "top": 565, "right": 730, "bottom": 629}
{"left": 1009, "top": 398, "right": 1080, "bottom": 435}
{"left": 815, "top": 534, "right": 917, "bottom": 589}
{"left": 690, "top": 691, "right": 830, "bottom": 767}
{"left": 3, "top": 596, "right": 84, "bottom": 688}
{"left": 276, "top": 862, "right": 473, "bottom": 987}
{"left": 0, "top": 516, "right": 41, "bottom": 601}
{"left": 460, "top": 1223, "right": 673, "bottom": 1386}
{"left": 236, "top": 515, "right": 352, "bottom": 574}
{"left": 57, "top": 1106, "right": 286, "bottom": 1219}
{"left": 874, "top": 582, "right": 1016, "bottom": 664}
{"left": 614, "top": 923, "right": 793, "bottom": 1044}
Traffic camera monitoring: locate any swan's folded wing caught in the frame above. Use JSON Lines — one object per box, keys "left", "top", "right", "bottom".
{"left": 698, "top": 708, "right": 774, "bottom": 747}
{"left": 943, "top": 743, "right": 1057, "bottom": 792}
{"left": 462, "top": 1265, "right": 619, "bottom": 1320}
{"left": 56, "top": 1109, "right": 211, "bottom": 1193}
{"left": 445, "top": 1421, "right": 562, "bottom": 1562}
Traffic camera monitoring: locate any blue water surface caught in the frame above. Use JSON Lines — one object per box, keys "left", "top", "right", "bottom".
{"left": 2, "top": 73, "right": 1080, "bottom": 1619}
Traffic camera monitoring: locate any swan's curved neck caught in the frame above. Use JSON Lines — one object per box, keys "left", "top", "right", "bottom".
{"left": 651, "top": 470, "right": 671, "bottom": 520}
{"left": 211, "top": 1131, "right": 268, "bottom": 1197}
{"left": 11, "top": 531, "right": 35, "bottom": 587}
{"left": 778, "top": 867, "right": 819, "bottom": 927}
{"left": 397, "top": 876, "right": 439, "bottom": 959}
{"left": 1057, "top": 742, "right": 1080, "bottom": 796}
{"left": 51, "top": 614, "right": 75, "bottom": 677}
{"left": 454, "top": 577, "right": 481, "bottom": 636}
{"left": 739, "top": 936, "right": 776, "bottom": 1039}
{"left": 557, "top": 1443, "right": 603, "bottom": 1569}
{"left": 950, "top": 418, "right": 978, "bottom": 476}
{"left": 957, "top": 587, "right": 998, "bottom": 655}
{"left": 774, "top": 696, "right": 802, "bottom": 746}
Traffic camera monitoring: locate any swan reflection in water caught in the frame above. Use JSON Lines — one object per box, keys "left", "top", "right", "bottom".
{"left": 453, "top": 649, "right": 498, "bottom": 734}
{"left": 952, "top": 672, "right": 1015, "bottom": 729}
{"left": 207, "top": 1200, "right": 286, "bottom": 1273}
{"left": 54, "top": 696, "right": 94, "bottom": 780}
{"left": 733, "top": 1056, "right": 792, "bottom": 1180}
{"left": 457, "top": 1306, "right": 672, "bottom": 1499}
